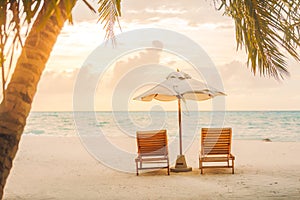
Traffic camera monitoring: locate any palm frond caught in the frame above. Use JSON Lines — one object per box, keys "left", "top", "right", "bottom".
{"left": 215, "top": 0, "right": 300, "bottom": 79}
{"left": 0, "top": 0, "right": 120, "bottom": 100}
{"left": 0, "top": 0, "right": 45, "bottom": 99}
{"left": 22, "top": 0, "right": 42, "bottom": 24}
{"left": 82, "top": 0, "right": 97, "bottom": 13}
{"left": 98, "top": 0, "right": 122, "bottom": 44}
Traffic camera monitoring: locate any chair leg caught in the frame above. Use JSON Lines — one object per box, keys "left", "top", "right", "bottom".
{"left": 199, "top": 158, "right": 204, "bottom": 174}
{"left": 232, "top": 160, "right": 235, "bottom": 174}
{"left": 167, "top": 159, "right": 170, "bottom": 175}
{"left": 136, "top": 161, "right": 139, "bottom": 176}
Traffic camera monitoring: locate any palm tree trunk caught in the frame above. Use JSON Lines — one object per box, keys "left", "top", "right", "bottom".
{"left": 0, "top": 1, "right": 77, "bottom": 198}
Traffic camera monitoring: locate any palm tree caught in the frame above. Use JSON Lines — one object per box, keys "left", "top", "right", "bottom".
{"left": 0, "top": 0, "right": 121, "bottom": 198}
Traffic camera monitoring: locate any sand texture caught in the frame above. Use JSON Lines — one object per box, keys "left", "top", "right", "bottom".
{"left": 3, "top": 135, "right": 300, "bottom": 200}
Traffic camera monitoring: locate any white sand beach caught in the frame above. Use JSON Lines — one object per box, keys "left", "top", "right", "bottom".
{"left": 3, "top": 135, "right": 300, "bottom": 200}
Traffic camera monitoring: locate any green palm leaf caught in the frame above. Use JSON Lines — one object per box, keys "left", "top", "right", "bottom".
{"left": 0, "top": 0, "right": 121, "bottom": 99}
{"left": 98, "top": 0, "right": 122, "bottom": 44}
{"left": 217, "top": 0, "right": 300, "bottom": 79}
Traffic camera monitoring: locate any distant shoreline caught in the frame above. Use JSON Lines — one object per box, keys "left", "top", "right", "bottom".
{"left": 29, "top": 110, "right": 300, "bottom": 112}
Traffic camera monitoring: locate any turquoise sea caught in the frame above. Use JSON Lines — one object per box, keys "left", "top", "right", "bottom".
{"left": 24, "top": 111, "right": 300, "bottom": 142}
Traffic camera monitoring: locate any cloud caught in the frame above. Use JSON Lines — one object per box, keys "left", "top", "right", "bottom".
{"left": 72, "top": 1, "right": 99, "bottom": 22}
{"left": 121, "top": 0, "right": 231, "bottom": 25}
{"left": 71, "top": 0, "right": 232, "bottom": 27}
{"left": 31, "top": 69, "right": 78, "bottom": 111}
{"left": 217, "top": 60, "right": 300, "bottom": 110}
{"left": 31, "top": 59, "right": 300, "bottom": 111}
{"left": 30, "top": 1, "right": 300, "bottom": 111}
{"left": 38, "top": 70, "right": 78, "bottom": 94}
{"left": 93, "top": 42, "right": 168, "bottom": 111}
{"left": 218, "top": 61, "right": 280, "bottom": 93}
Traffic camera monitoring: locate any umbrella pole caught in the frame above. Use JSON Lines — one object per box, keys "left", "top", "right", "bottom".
{"left": 178, "top": 98, "right": 182, "bottom": 155}
{"left": 170, "top": 98, "right": 192, "bottom": 172}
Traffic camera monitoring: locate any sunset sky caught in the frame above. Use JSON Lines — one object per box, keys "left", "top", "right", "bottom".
{"left": 31, "top": 0, "right": 300, "bottom": 111}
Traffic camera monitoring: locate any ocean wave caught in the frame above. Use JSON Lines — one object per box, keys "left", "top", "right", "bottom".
{"left": 23, "top": 111, "right": 300, "bottom": 142}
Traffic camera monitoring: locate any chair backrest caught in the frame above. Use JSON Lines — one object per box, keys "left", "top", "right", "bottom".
{"left": 136, "top": 130, "right": 168, "bottom": 157}
{"left": 201, "top": 128, "right": 232, "bottom": 156}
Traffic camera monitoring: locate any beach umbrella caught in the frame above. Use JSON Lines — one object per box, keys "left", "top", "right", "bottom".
{"left": 133, "top": 70, "right": 226, "bottom": 172}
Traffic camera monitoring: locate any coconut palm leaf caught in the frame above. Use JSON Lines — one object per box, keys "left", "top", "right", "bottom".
{"left": 98, "top": 0, "right": 122, "bottom": 44}
{"left": 216, "top": 0, "right": 300, "bottom": 79}
{"left": 0, "top": 0, "right": 121, "bottom": 99}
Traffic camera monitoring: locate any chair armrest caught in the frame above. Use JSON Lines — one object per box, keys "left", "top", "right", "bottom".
{"left": 228, "top": 153, "right": 235, "bottom": 159}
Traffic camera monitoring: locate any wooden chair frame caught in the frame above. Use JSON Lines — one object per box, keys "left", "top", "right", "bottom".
{"left": 135, "top": 130, "right": 170, "bottom": 176}
{"left": 199, "top": 128, "right": 235, "bottom": 174}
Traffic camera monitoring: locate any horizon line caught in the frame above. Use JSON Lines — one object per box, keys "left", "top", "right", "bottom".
{"left": 29, "top": 110, "right": 300, "bottom": 112}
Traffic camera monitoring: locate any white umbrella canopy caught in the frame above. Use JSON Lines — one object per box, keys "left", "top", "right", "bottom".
{"left": 133, "top": 70, "right": 226, "bottom": 172}
{"left": 133, "top": 71, "right": 225, "bottom": 102}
